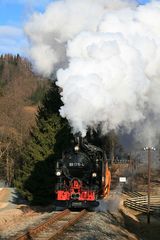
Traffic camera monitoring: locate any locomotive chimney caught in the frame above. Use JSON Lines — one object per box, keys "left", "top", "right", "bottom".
{"left": 74, "top": 132, "right": 82, "bottom": 152}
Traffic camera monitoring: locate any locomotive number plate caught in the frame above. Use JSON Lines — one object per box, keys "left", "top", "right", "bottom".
{"left": 71, "top": 201, "right": 83, "bottom": 207}
{"left": 69, "top": 163, "right": 84, "bottom": 167}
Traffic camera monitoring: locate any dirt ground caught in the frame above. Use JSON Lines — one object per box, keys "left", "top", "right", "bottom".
{"left": 0, "top": 189, "right": 138, "bottom": 240}
{"left": 0, "top": 189, "right": 10, "bottom": 209}
{"left": 0, "top": 171, "right": 159, "bottom": 240}
{"left": 0, "top": 188, "right": 58, "bottom": 239}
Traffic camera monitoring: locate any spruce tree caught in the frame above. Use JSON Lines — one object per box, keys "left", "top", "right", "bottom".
{"left": 15, "top": 81, "right": 72, "bottom": 205}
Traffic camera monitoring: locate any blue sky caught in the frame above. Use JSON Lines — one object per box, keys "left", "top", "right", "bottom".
{"left": 0, "top": 0, "right": 52, "bottom": 55}
{"left": 0, "top": 0, "right": 150, "bottom": 56}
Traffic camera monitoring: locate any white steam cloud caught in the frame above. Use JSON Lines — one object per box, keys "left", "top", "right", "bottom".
{"left": 25, "top": 0, "right": 160, "bottom": 145}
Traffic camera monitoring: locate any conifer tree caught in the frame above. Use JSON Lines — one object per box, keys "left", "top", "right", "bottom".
{"left": 15, "top": 81, "right": 72, "bottom": 204}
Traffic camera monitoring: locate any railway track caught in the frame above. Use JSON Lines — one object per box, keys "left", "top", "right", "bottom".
{"left": 124, "top": 194, "right": 160, "bottom": 215}
{"left": 15, "top": 209, "right": 87, "bottom": 240}
{"left": 123, "top": 191, "right": 144, "bottom": 198}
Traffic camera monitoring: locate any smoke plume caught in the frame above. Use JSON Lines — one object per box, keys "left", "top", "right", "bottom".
{"left": 25, "top": 0, "right": 160, "bottom": 146}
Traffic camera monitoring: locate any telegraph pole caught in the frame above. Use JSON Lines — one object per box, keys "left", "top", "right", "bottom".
{"left": 144, "top": 147, "right": 156, "bottom": 224}
{"left": 147, "top": 147, "right": 151, "bottom": 224}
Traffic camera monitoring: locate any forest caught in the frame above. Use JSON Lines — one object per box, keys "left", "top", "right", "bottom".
{"left": 0, "top": 54, "right": 119, "bottom": 204}
{"left": 0, "top": 55, "right": 49, "bottom": 186}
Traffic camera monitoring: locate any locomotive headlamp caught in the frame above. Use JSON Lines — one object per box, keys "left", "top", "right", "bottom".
{"left": 74, "top": 145, "right": 79, "bottom": 151}
{"left": 92, "top": 172, "right": 97, "bottom": 177}
{"left": 56, "top": 170, "right": 62, "bottom": 176}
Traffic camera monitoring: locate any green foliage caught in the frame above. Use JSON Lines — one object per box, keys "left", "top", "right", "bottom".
{"left": 37, "top": 81, "right": 62, "bottom": 119}
{"left": 15, "top": 82, "right": 72, "bottom": 205}
{"left": 29, "top": 83, "right": 48, "bottom": 104}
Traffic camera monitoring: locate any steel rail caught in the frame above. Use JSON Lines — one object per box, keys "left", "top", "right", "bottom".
{"left": 124, "top": 195, "right": 160, "bottom": 215}
{"left": 122, "top": 191, "right": 144, "bottom": 198}
{"left": 29, "top": 209, "right": 70, "bottom": 235}
{"left": 16, "top": 209, "right": 70, "bottom": 240}
{"left": 48, "top": 209, "right": 87, "bottom": 240}
{"left": 15, "top": 209, "right": 87, "bottom": 240}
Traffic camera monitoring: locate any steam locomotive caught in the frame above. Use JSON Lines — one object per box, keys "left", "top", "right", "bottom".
{"left": 54, "top": 136, "right": 111, "bottom": 208}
